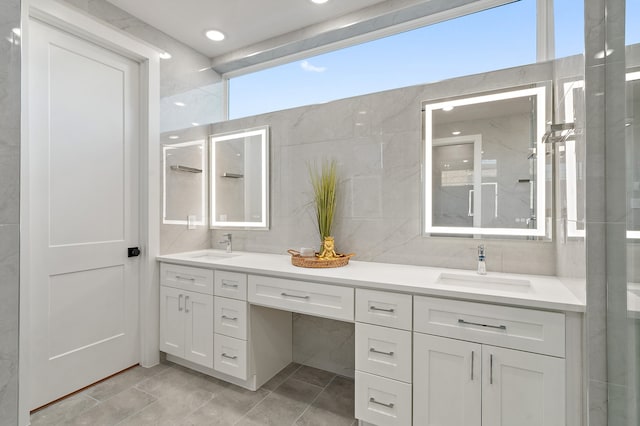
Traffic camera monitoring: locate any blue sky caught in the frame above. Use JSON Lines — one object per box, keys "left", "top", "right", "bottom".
{"left": 229, "top": 0, "right": 640, "bottom": 119}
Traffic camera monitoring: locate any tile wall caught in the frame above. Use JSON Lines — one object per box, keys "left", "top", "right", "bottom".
{"left": 0, "top": 0, "right": 21, "bottom": 423}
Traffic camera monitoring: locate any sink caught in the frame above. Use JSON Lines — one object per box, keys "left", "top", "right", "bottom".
{"left": 436, "top": 273, "right": 532, "bottom": 293}
{"left": 188, "top": 251, "right": 239, "bottom": 260}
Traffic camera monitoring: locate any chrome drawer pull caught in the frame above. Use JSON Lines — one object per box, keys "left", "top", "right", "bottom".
{"left": 221, "top": 280, "right": 239, "bottom": 288}
{"left": 281, "top": 292, "right": 309, "bottom": 300}
{"left": 222, "top": 353, "right": 238, "bottom": 360}
{"left": 175, "top": 275, "right": 195, "bottom": 281}
{"left": 369, "top": 397, "right": 394, "bottom": 409}
{"left": 178, "top": 294, "right": 184, "bottom": 312}
{"left": 184, "top": 295, "right": 190, "bottom": 313}
{"left": 369, "top": 306, "right": 395, "bottom": 313}
{"left": 370, "top": 347, "right": 394, "bottom": 356}
{"left": 222, "top": 315, "right": 238, "bottom": 321}
{"left": 458, "top": 319, "right": 507, "bottom": 331}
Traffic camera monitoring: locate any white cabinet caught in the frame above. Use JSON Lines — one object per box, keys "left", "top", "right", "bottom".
{"left": 413, "top": 296, "right": 566, "bottom": 426}
{"left": 413, "top": 334, "right": 481, "bottom": 426}
{"left": 160, "top": 285, "right": 214, "bottom": 368}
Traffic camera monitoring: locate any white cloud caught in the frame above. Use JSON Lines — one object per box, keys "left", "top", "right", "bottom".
{"left": 300, "top": 60, "right": 327, "bottom": 73}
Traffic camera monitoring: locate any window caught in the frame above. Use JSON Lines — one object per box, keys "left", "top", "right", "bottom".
{"left": 228, "top": 0, "right": 537, "bottom": 120}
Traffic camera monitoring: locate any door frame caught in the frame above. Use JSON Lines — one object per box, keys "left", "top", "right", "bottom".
{"left": 19, "top": 0, "right": 160, "bottom": 423}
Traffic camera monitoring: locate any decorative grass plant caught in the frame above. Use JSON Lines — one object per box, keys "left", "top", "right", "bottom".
{"left": 308, "top": 159, "right": 338, "bottom": 243}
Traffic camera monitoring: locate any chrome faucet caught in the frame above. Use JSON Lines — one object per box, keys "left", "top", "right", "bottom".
{"left": 218, "top": 233, "right": 232, "bottom": 253}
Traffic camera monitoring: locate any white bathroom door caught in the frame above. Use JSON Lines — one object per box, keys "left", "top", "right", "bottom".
{"left": 27, "top": 19, "right": 141, "bottom": 409}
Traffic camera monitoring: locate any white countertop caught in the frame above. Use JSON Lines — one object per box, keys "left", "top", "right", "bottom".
{"left": 157, "top": 250, "right": 586, "bottom": 313}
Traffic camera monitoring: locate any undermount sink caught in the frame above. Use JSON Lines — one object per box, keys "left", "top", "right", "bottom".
{"left": 436, "top": 273, "right": 532, "bottom": 293}
{"left": 189, "top": 251, "right": 239, "bottom": 260}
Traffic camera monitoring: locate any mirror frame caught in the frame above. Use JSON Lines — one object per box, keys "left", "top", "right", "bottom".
{"left": 162, "top": 139, "right": 207, "bottom": 226}
{"left": 423, "top": 85, "right": 548, "bottom": 237}
{"left": 209, "top": 125, "right": 270, "bottom": 230}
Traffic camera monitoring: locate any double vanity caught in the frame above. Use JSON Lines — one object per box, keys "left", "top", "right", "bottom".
{"left": 157, "top": 250, "right": 585, "bottom": 426}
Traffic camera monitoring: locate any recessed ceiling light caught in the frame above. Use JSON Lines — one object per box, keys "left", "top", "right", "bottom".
{"left": 311, "top": 0, "right": 329, "bottom": 3}
{"left": 174, "top": 101, "right": 186, "bottom": 107}
{"left": 191, "top": 122, "right": 200, "bottom": 126}
{"left": 168, "top": 135, "right": 179, "bottom": 140}
{"left": 12, "top": 28, "right": 20, "bottom": 37}
{"left": 159, "top": 51, "right": 172, "bottom": 60}
{"left": 205, "top": 30, "right": 225, "bottom": 41}
{"left": 442, "top": 106, "right": 454, "bottom": 112}
{"left": 452, "top": 131, "right": 461, "bottom": 135}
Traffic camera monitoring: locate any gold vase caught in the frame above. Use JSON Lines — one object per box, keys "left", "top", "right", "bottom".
{"left": 318, "top": 236, "right": 339, "bottom": 260}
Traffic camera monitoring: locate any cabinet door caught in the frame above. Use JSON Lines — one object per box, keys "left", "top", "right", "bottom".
{"left": 413, "top": 333, "right": 481, "bottom": 426}
{"left": 482, "top": 345, "right": 565, "bottom": 426}
{"left": 160, "top": 286, "right": 185, "bottom": 358}
{"left": 184, "top": 291, "right": 214, "bottom": 368}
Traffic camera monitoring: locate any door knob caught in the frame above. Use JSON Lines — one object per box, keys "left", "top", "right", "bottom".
{"left": 128, "top": 247, "right": 141, "bottom": 257}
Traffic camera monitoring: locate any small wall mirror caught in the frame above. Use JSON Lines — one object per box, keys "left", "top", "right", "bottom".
{"left": 423, "top": 85, "right": 549, "bottom": 238}
{"left": 563, "top": 71, "right": 640, "bottom": 239}
{"left": 162, "top": 139, "right": 206, "bottom": 225}
{"left": 209, "top": 126, "right": 269, "bottom": 229}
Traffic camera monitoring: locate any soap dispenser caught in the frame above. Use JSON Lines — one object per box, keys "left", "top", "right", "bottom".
{"left": 477, "top": 244, "right": 487, "bottom": 275}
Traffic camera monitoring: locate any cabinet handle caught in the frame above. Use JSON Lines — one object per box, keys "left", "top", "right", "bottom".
{"left": 458, "top": 319, "right": 507, "bottom": 331}
{"left": 221, "top": 280, "right": 239, "bottom": 288}
{"left": 176, "top": 275, "right": 195, "bottom": 281}
{"left": 471, "top": 350, "right": 475, "bottom": 380}
{"left": 369, "top": 397, "right": 394, "bottom": 409}
{"left": 369, "top": 306, "right": 395, "bottom": 313}
{"left": 281, "top": 292, "right": 309, "bottom": 300}
{"left": 222, "top": 353, "right": 238, "bottom": 360}
{"left": 490, "top": 354, "right": 494, "bottom": 385}
{"left": 222, "top": 315, "right": 238, "bottom": 321}
{"left": 184, "top": 295, "right": 190, "bottom": 313}
{"left": 370, "top": 347, "right": 394, "bottom": 356}
{"left": 178, "top": 294, "right": 184, "bottom": 311}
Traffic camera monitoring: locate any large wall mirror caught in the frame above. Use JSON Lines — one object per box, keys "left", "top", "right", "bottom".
{"left": 209, "top": 126, "right": 269, "bottom": 229}
{"left": 423, "top": 85, "right": 549, "bottom": 238}
{"left": 162, "top": 139, "right": 206, "bottom": 226}
{"left": 563, "top": 71, "right": 640, "bottom": 239}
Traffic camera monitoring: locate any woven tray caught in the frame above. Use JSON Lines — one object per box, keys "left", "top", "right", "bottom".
{"left": 287, "top": 249, "right": 354, "bottom": 268}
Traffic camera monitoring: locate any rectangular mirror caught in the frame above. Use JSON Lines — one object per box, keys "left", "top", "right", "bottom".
{"left": 563, "top": 71, "right": 640, "bottom": 239}
{"left": 162, "top": 139, "right": 206, "bottom": 225}
{"left": 209, "top": 126, "right": 269, "bottom": 229}
{"left": 423, "top": 85, "right": 549, "bottom": 238}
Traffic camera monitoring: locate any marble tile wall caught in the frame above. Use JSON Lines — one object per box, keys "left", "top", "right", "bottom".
{"left": 210, "top": 62, "right": 560, "bottom": 275}
{"left": 0, "top": 0, "right": 20, "bottom": 423}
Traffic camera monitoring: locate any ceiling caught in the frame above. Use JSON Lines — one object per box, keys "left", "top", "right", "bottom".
{"left": 106, "top": 0, "right": 387, "bottom": 58}
{"left": 105, "top": 0, "right": 512, "bottom": 75}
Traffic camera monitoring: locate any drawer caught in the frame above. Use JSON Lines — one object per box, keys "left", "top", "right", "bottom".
{"left": 356, "top": 289, "right": 412, "bottom": 330}
{"left": 214, "top": 334, "right": 248, "bottom": 380}
{"left": 248, "top": 275, "right": 354, "bottom": 322}
{"left": 215, "top": 271, "right": 247, "bottom": 300}
{"left": 160, "top": 263, "right": 214, "bottom": 295}
{"left": 356, "top": 323, "right": 412, "bottom": 383}
{"left": 414, "top": 296, "right": 565, "bottom": 357}
{"left": 214, "top": 296, "right": 248, "bottom": 340}
{"left": 355, "top": 371, "right": 412, "bottom": 426}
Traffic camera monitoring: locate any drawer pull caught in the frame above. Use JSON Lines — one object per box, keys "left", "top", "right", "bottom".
{"left": 178, "top": 294, "right": 184, "bottom": 312}
{"left": 490, "top": 354, "right": 494, "bottom": 384}
{"left": 175, "top": 275, "right": 195, "bottom": 281}
{"left": 184, "top": 295, "right": 190, "bottom": 313}
{"left": 471, "top": 351, "right": 475, "bottom": 380}
{"left": 281, "top": 292, "right": 309, "bottom": 300}
{"left": 222, "top": 280, "right": 239, "bottom": 288}
{"left": 369, "top": 306, "right": 395, "bottom": 313}
{"left": 370, "top": 347, "right": 394, "bottom": 356}
{"left": 458, "top": 319, "right": 507, "bottom": 331}
{"left": 222, "top": 315, "right": 238, "bottom": 321}
{"left": 222, "top": 353, "right": 238, "bottom": 360}
{"left": 369, "top": 397, "right": 394, "bottom": 409}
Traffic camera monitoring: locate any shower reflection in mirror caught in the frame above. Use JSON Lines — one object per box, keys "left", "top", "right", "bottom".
{"left": 162, "top": 139, "right": 207, "bottom": 226}
{"left": 209, "top": 126, "right": 269, "bottom": 230}
{"left": 423, "top": 85, "right": 550, "bottom": 238}
{"left": 563, "top": 71, "right": 640, "bottom": 239}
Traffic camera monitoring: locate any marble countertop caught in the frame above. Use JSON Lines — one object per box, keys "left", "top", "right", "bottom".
{"left": 157, "top": 249, "right": 586, "bottom": 313}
